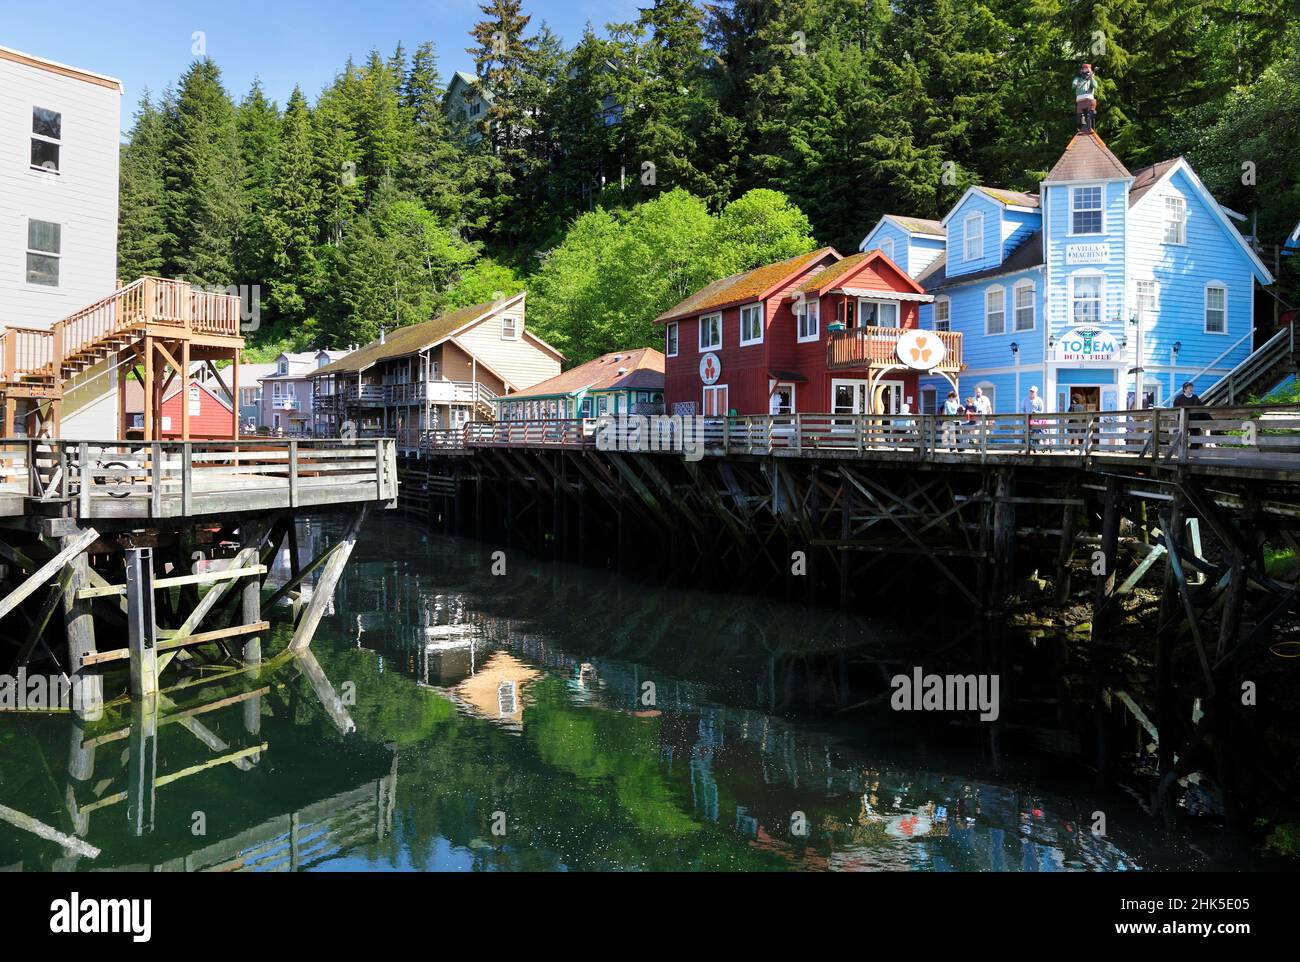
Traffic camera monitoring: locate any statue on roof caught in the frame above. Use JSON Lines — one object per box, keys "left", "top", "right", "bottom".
{"left": 1073, "top": 63, "right": 1098, "bottom": 132}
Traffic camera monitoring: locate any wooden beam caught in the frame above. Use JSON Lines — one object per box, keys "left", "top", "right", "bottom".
{"left": 0, "top": 526, "right": 98, "bottom": 620}
{"left": 289, "top": 504, "right": 369, "bottom": 652}
{"left": 75, "top": 565, "right": 267, "bottom": 599}
{"left": 82, "top": 621, "right": 270, "bottom": 665}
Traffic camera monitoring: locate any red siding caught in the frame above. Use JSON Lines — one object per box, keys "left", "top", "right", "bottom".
{"left": 663, "top": 252, "right": 927, "bottom": 415}
{"left": 160, "top": 380, "right": 235, "bottom": 439}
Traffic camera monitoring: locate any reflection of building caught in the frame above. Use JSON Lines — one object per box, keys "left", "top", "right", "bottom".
{"left": 451, "top": 651, "right": 540, "bottom": 731}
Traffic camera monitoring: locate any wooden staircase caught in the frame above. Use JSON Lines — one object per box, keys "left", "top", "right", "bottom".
{"left": 1202, "top": 325, "right": 1298, "bottom": 405}
{"left": 0, "top": 277, "right": 244, "bottom": 436}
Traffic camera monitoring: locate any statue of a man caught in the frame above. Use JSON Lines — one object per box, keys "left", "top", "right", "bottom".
{"left": 1074, "top": 63, "right": 1098, "bottom": 131}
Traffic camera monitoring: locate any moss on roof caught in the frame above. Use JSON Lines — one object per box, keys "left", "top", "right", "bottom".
{"left": 311, "top": 296, "right": 522, "bottom": 377}
{"left": 654, "top": 247, "right": 837, "bottom": 324}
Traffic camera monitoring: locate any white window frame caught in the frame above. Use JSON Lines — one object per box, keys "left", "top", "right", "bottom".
{"left": 738, "top": 302, "right": 764, "bottom": 346}
{"left": 984, "top": 285, "right": 1006, "bottom": 336}
{"left": 963, "top": 212, "right": 984, "bottom": 262}
{"left": 30, "top": 106, "right": 62, "bottom": 174}
{"left": 1134, "top": 279, "right": 1159, "bottom": 323}
{"left": 933, "top": 296, "right": 950, "bottom": 332}
{"left": 878, "top": 237, "right": 895, "bottom": 261}
{"left": 665, "top": 321, "right": 679, "bottom": 357}
{"left": 501, "top": 315, "right": 519, "bottom": 340}
{"left": 273, "top": 382, "right": 284, "bottom": 399}
{"left": 1204, "top": 282, "right": 1228, "bottom": 335}
{"left": 858, "top": 298, "right": 899, "bottom": 328}
{"left": 698, "top": 312, "right": 721, "bottom": 352}
{"left": 1164, "top": 195, "right": 1187, "bottom": 246}
{"left": 1070, "top": 184, "right": 1105, "bottom": 236}
{"left": 796, "top": 297, "right": 820, "bottom": 343}
{"left": 1013, "top": 280, "right": 1035, "bottom": 332}
{"left": 1070, "top": 271, "right": 1105, "bottom": 324}
{"left": 25, "top": 218, "right": 61, "bottom": 287}
{"left": 702, "top": 383, "right": 728, "bottom": 416}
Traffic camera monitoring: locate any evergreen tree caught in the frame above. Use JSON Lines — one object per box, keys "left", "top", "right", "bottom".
{"left": 264, "top": 88, "right": 321, "bottom": 322}
{"left": 117, "top": 91, "right": 169, "bottom": 281}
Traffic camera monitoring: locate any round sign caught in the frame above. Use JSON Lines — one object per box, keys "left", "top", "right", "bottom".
{"left": 1057, "top": 327, "right": 1118, "bottom": 362}
{"left": 896, "top": 329, "right": 947, "bottom": 371}
{"left": 699, "top": 352, "right": 721, "bottom": 385}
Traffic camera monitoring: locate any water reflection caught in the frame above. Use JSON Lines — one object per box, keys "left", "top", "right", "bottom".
{"left": 1, "top": 514, "right": 1237, "bottom": 871}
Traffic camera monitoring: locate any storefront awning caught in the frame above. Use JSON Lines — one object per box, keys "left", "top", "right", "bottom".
{"left": 769, "top": 371, "right": 808, "bottom": 383}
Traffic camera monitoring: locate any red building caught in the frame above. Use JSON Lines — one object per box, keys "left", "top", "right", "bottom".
{"left": 159, "top": 378, "right": 235, "bottom": 440}
{"left": 654, "top": 248, "right": 961, "bottom": 416}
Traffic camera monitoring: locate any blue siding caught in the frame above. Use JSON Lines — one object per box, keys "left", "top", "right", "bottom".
{"left": 944, "top": 191, "right": 1004, "bottom": 277}
{"left": 1001, "top": 208, "right": 1041, "bottom": 258}
{"left": 1043, "top": 179, "right": 1129, "bottom": 336}
{"left": 860, "top": 219, "right": 911, "bottom": 272}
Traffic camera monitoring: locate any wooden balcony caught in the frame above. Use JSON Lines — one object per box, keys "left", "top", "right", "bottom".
{"left": 826, "top": 326, "right": 963, "bottom": 372}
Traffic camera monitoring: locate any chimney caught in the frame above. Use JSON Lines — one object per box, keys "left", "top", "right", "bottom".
{"left": 380, "top": 327, "right": 386, "bottom": 344}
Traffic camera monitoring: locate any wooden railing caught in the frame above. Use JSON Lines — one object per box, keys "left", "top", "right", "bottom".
{"left": 0, "top": 437, "right": 397, "bottom": 518}
{"left": 415, "top": 405, "right": 1300, "bottom": 474}
{"left": 0, "top": 326, "right": 56, "bottom": 382}
{"left": 826, "top": 326, "right": 963, "bottom": 371}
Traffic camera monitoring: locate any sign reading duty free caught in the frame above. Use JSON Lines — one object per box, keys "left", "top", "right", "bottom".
{"left": 1057, "top": 327, "right": 1120, "bottom": 362}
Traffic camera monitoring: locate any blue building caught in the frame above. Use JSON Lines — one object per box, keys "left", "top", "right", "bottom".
{"left": 861, "top": 132, "right": 1275, "bottom": 414}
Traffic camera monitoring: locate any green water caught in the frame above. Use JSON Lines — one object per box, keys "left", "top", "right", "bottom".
{"left": 0, "top": 513, "right": 1249, "bottom": 871}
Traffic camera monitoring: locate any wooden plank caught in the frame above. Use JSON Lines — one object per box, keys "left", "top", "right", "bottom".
{"left": 75, "top": 565, "right": 267, "bottom": 599}
{"left": 0, "top": 803, "right": 100, "bottom": 859}
{"left": 82, "top": 621, "right": 270, "bottom": 666}
{"left": 0, "top": 526, "right": 98, "bottom": 620}
{"left": 289, "top": 505, "right": 368, "bottom": 652}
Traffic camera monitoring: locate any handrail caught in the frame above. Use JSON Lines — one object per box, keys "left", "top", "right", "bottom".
{"left": 827, "top": 326, "right": 963, "bottom": 371}
{"left": 1202, "top": 326, "right": 1294, "bottom": 405}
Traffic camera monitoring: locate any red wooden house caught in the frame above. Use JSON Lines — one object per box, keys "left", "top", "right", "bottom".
{"left": 159, "top": 378, "right": 235, "bottom": 440}
{"left": 654, "top": 248, "right": 961, "bottom": 416}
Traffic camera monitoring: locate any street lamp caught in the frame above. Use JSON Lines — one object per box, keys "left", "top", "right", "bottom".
{"left": 1011, "top": 342, "right": 1020, "bottom": 407}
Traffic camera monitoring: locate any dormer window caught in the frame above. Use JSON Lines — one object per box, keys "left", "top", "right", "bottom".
{"left": 501, "top": 315, "right": 519, "bottom": 339}
{"left": 1071, "top": 186, "right": 1103, "bottom": 234}
{"left": 963, "top": 213, "right": 983, "bottom": 262}
{"left": 277, "top": 358, "right": 288, "bottom": 375}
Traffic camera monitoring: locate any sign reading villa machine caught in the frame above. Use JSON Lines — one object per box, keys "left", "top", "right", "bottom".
{"left": 896, "top": 329, "right": 947, "bottom": 371}
{"left": 1057, "top": 327, "right": 1119, "bottom": 362}
{"left": 1065, "top": 242, "right": 1111, "bottom": 264}
{"left": 699, "top": 352, "right": 721, "bottom": 385}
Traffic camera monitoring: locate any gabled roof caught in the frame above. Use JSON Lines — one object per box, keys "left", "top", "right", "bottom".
{"left": 1043, "top": 131, "right": 1131, "bottom": 183}
{"left": 502, "top": 348, "right": 665, "bottom": 402}
{"left": 921, "top": 231, "right": 1045, "bottom": 293}
{"left": 793, "top": 249, "right": 927, "bottom": 298}
{"left": 940, "top": 186, "right": 1040, "bottom": 227}
{"left": 653, "top": 247, "right": 839, "bottom": 324}
{"left": 859, "top": 215, "right": 945, "bottom": 252}
{"left": 1127, "top": 158, "right": 1179, "bottom": 206}
{"left": 261, "top": 351, "right": 346, "bottom": 381}
{"left": 1126, "top": 157, "right": 1274, "bottom": 284}
{"left": 0, "top": 44, "right": 123, "bottom": 92}
{"left": 162, "top": 378, "right": 233, "bottom": 412}
{"left": 311, "top": 294, "right": 551, "bottom": 378}
{"left": 447, "top": 70, "right": 494, "bottom": 103}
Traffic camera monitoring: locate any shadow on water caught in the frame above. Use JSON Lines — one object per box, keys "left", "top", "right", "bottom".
{"left": 0, "top": 513, "right": 1266, "bottom": 871}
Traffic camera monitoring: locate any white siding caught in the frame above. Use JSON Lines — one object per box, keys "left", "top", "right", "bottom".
{"left": 455, "top": 299, "right": 562, "bottom": 391}
{"left": 0, "top": 52, "right": 121, "bottom": 329}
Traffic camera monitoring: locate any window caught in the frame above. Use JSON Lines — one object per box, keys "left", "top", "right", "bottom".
{"left": 698, "top": 312, "right": 721, "bottom": 351}
{"left": 921, "top": 387, "right": 937, "bottom": 415}
{"left": 273, "top": 382, "right": 284, "bottom": 398}
{"left": 1072, "top": 274, "right": 1103, "bottom": 323}
{"left": 879, "top": 238, "right": 895, "bottom": 261}
{"left": 277, "top": 358, "right": 288, "bottom": 375}
{"left": 985, "top": 287, "right": 1006, "bottom": 335}
{"left": 1205, "top": 283, "right": 1227, "bottom": 334}
{"left": 797, "top": 298, "right": 820, "bottom": 342}
{"left": 859, "top": 299, "right": 899, "bottom": 328}
{"left": 739, "top": 303, "right": 763, "bottom": 345}
{"left": 1135, "top": 280, "right": 1158, "bottom": 322}
{"left": 25, "top": 219, "right": 60, "bottom": 286}
{"left": 702, "top": 384, "right": 729, "bottom": 416}
{"left": 976, "top": 382, "right": 997, "bottom": 412}
{"left": 964, "top": 213, "right": 983, "bottom": 262}
{"left": 1164, "top": 196, "right": 1187, "bottom": 245}
{"left": 501, "top": 315, "right": 518, "bottom": 339}
{"left": 665, "top": 321, "right": 679, "bottom": 357}
{"left": 933, "top": 297, "right": 950, "bottom": 332}
{"left": 1071, "top": 186, "right": 1103, "bottom": 234}
{"left": 31, "top": 107, "right": 61, "bottom": 173}
{"left": 1013, "top": 282, "right": 1035, "bottom": 331}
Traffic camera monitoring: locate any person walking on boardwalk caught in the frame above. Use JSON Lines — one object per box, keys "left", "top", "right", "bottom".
{"left": 1069, "top": 394, "right": 1086, "bottom": 446}
{"left": 1021, "top": 385, "right": 1045, "bottom": 448}
{"left": 963, "top": 396, "right": 979, "bottom": 449}
{"left": 942, "top": 391, "right": 960, "bottom": 449}
{"left": 1172, "top": 380, "right": 1213, "bottom": 447}
{"left": 973, "top": 386, "right": 992, "bottom": 416}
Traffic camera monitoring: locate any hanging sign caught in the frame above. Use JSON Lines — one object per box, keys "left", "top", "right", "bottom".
{"left": 896, "top": 329, "right": 947, "bottom": 371}
{"left": 1057, "top": 327, "right": 1119, "bottom": 362}
{"left": 699, "top": 352, "right": 721, "bottom": 385}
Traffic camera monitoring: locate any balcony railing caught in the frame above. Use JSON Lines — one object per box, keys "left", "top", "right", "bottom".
{"left": 827, "top": 326, "right": 963, "bottom": 372}
{"left": 337, "top": 380, "right": 499, "bottom": 407}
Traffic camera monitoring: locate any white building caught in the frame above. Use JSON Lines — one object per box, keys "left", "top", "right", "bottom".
{"left": 0, "top": 45, "right": 123, "bottom": 436}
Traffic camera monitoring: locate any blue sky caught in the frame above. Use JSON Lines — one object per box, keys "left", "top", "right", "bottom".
{"left": 0, "top": 0, "right": 642, "bottom": 130}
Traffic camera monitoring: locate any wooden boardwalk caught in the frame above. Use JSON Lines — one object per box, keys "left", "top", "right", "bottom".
{"left": 0, "top": 437, "right": 398, "bottom": 524}
{"left": 419, "top": 404, "right": 1300, "bottom": 481}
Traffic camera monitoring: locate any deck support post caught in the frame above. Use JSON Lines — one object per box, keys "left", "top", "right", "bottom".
{"left": 289, "top": 505, "right": 369, "bottom": 653}
{"left": 1053, "top": 481, "right": 1079, "bottom": 604}
{"left": 60, "top": 527, "right": 101, "bottom": 719}
{"left": 126, "top": 695, "right": 159, "bottom": 837}
{"left": 1091, "top": 475, "right": 1122, "bottom": 646}
{"left": 991, "top": 469, "right": 1016, "bottom": 605}
{"left": 125, "top": 547, "right": 159, "bottom": 698}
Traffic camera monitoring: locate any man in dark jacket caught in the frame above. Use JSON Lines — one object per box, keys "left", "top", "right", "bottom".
{"left": 1172, "top": 380, "right": 1213, "bottom": 447}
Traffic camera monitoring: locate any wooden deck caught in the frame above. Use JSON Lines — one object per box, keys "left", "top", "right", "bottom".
{"left": 418, "top": 405, "right": 1300, "bottom": 481}
{"left": 0, "top": 437, "right": 398, "bottom": 523}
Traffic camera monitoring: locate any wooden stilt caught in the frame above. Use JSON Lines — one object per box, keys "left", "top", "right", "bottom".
{"left": 59, "top": 528, "right": 100, "bottom": 719}
{"left": 289, "top": 505, "right": 369, "bottom": 652}
{"left": 124, "top": 547, "right": 159, "bottom": 698}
